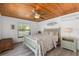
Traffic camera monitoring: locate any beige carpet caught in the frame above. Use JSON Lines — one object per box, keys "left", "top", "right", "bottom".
{"left": 0, "top": 43, "right": 78, "bottom": 56}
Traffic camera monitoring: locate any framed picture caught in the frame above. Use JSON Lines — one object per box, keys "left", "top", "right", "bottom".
{"left": 11, "top": 25, "right": 15, "bottom": 30}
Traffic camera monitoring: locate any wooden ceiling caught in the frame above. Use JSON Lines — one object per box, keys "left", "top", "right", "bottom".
{"left": 0, "top": 3, "right": 79, "bottom": 22}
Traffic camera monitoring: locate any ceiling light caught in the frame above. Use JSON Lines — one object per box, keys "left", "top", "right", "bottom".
{"left": 34, "top": 13, "right": 40, "bottom": 19}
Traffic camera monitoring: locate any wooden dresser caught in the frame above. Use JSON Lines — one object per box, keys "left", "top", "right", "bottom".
{"left": 0, "top": 38, "right": 14, "bottom": 53}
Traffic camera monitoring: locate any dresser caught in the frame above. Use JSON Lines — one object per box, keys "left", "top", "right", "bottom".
{"left": 0, "top": 38, "right": 13, "bottom": 53}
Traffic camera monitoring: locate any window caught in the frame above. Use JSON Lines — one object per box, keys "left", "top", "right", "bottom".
{"left": 17, "top": 23, "right": 30, "bottom": 37}
{"left": 18, "top": 23, "right": 30, "bottom": 31}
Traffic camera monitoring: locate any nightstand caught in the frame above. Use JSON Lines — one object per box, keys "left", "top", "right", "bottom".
{"left": 61, "top": 37, "right": 77, "bottom": 52}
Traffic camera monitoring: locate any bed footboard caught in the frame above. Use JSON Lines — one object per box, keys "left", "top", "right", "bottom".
{"left": 23, "top": 36, "right": 41, "bottom": 56}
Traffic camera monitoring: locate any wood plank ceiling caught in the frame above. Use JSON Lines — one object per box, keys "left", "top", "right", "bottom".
{"left": 0, "top": 3, "right": 79, "bottom": 22}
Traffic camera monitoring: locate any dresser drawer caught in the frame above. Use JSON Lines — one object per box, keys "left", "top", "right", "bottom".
{"left": 61, "top": 40, "right": 76, "bottom": 51}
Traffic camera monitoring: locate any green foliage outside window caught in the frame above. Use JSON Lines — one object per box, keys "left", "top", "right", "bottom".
{"left": 18, "top": 23, "right": 30, "bottom": 31}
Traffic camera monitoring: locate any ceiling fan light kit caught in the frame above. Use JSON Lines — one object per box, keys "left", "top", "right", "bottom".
{"left": 34, "top": 13, "right": 40, "bottom": 19}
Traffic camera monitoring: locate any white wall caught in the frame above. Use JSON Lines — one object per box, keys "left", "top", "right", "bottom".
{"left": 39, "top": 12, "right": 79, "bottom": 49}
{"left": 0, "top": 16, "right": 39, "bottom": 42}
{"left": 39, "top": 12, "right": 79, "bottom": 30}
{"left": 30, "top": 22, "right": 40, "bottom": 35}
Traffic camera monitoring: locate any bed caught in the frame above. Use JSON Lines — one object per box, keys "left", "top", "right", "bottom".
{"left": 23, "top": 29, "right": 59, "bottom": 56}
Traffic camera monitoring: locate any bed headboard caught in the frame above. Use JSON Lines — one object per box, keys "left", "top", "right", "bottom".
{"left": 44, "top": 28, "right": 59, "bottom": 36}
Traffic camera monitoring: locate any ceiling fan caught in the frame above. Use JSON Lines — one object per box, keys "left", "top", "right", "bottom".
{"left": 32, "top": 4, "right": 46, "bottom": 19}
{"left": 32, "top": 8, "right": 40, "bottom": 19}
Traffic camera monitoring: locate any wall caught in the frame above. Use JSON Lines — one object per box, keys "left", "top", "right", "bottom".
{"left": 0, "top": 16, "right": 39, "bottom": 42}
{"left": 39, "top": 12, "right": 79, "bottom": 49}
{"left": 30, "top": 22, "right": 40, "bottom": 35}
{"left": 39, "top": 12, "right": 79, "bottom": 30}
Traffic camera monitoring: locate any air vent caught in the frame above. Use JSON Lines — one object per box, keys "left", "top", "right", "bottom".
{"left": 47, "top": 22, "right": 57, "bottom": 26}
